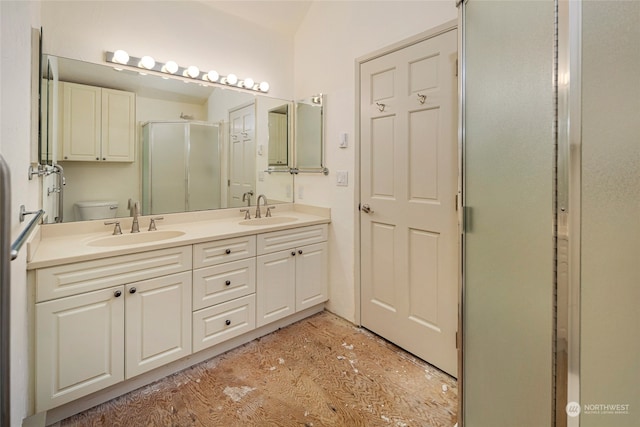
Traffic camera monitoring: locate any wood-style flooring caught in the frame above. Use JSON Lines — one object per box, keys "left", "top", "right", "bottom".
{"left": 60, "top": 311, "right": 457, "bottom": 426}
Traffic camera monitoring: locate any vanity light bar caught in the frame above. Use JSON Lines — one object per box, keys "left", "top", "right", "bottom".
{"left": 105, "top": 50, "right": 269, "bottom": 93}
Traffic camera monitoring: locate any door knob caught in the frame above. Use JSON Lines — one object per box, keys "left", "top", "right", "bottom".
{"left": 129, "top": 287, "right": 137, "bottom": 294}
{"left": 361, "top": 204, "right": 374, "bottom": 214}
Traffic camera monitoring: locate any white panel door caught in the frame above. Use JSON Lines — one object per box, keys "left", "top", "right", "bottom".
{"left": 256, "top": 249, "right": 296, "bottom": 327}
{"left": 125, "top": 272, "right": 192, "bottom": 378}
{"left": 36, "top": 286, "right": 125, "bottom": 412}
{"left": 360, "top": 29, "right": 458, "bottom": 376}
{"left": 228, "top": 104, "right": 256, "bottom": 208}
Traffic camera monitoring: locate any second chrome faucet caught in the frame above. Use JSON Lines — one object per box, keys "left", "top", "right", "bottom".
{"left": 239, "top": 194, "right": 274, "bottom": 220}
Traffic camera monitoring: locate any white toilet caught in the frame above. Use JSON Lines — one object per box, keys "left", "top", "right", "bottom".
{"left": 74, "top": 200, "right": 119, "bottom": 221}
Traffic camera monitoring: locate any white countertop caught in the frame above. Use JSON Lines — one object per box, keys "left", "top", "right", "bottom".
{"left": 27, "top": 204, "right": 330, "bottom": 270}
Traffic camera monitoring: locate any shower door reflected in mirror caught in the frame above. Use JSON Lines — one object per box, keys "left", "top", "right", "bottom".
{"left": 142, "top": 122, "right": 221, "bottom": 216}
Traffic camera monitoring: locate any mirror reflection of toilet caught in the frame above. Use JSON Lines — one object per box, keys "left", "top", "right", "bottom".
{"left": 73, "top": 201, "right": 118, "bottom": 221}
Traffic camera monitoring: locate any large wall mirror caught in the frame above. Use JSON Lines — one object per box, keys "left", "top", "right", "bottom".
{"left": 40, "top": 55, "right": 297, "bottom": 223}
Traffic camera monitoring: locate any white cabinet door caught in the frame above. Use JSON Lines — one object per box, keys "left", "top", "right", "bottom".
{"left": 36, "top": 286, "right": 125, "bottom": 412}
{"left": 256, "top": 249, "right": 296, "bottom": 327}
{"left": 61, "top": 82, "right": 135, "bottom": 162}
{"left": 61, "top": 82, "right": 101, "bottom": 161}
{"left": 295, "top": 242, "right": 328, "bottom": 311}
{"left": 101, "top": 88, "right": 135, "bottom": 162}
{"left": 125, "top": 271, "right": 192, "bottom": 378}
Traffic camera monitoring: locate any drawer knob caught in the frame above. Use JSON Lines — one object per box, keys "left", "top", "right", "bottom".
{"left": 114, "top": 290, "right": 122, "bottom": 298}
{"left": 291, "top": 251, "right": 296, "bottom": 256}
{"left": 225, "top": 319, "right": 231, "bottom": 326}
{"left": 129, "top": 287, "right": 137, "bottom": 294}
{"left": 225, "top": 280, "right": 231, "bottom": 286}
{"left": 298, "top": 250, "right": 303, "bottom": 255}
{"left": 225, "top": 249, "right": 231, "bottom": 254}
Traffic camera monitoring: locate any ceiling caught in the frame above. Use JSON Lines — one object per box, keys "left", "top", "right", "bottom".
{"left": 199, "top": 1, "right": 314, "bottom": 37}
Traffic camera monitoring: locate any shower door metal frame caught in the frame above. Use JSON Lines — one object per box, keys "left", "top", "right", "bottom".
{"left": 557, "top": 1, "right": 582, "bottom": 426}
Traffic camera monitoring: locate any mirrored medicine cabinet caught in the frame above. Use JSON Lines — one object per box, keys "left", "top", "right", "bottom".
{"left": 39, "top": 54, "right": 326, "bottom": 224}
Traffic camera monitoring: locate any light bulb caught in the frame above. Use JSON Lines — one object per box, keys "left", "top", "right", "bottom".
{"left": 162, "top": 61, "right": 179, "bottom": 74}
{"left": 205, "top": 70, "right": 219, "bottom": 82}
{"left": 139, "top": 56, "right": 155, "bottom": 70}
{"left": 185, "top": 66, "right": 200, "bottom": 78}
{"left": 113, "top": 50, "right": 129, "bottom": 65}
{"left": 243, "top": 77, "right": 255, "bottom": 89}
{"left": 226, "top": 74, "right": 238, "bottom": 85}
{"left": 259, "top": 81, "right": 270, "bottom": 92}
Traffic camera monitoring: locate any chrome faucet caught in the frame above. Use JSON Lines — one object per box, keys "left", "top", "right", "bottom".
{"left": 255, "top": 194, "right": 268, "bottom": 218}
{"left": 128, "top": 199, "right": 141, "bottom": 233}
{"left": 242, "top": 190, "right": 254, "bottom": 207}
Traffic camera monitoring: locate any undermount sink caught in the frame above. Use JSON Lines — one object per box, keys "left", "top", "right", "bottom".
{"left": 87, "top": 230, "right": 186, "bottom": 247}
{"left": 239, "top": 216, "right": 298, "bottom": 226}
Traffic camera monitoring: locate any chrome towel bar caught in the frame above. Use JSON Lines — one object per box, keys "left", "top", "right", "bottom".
{"left": 10, "top": 206, "right": 44, "bottom": 261}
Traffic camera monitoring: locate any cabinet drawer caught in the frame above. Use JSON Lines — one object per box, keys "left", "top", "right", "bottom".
{"left": 192, "top": 294, "right": 256, "bottom": 353}
{"left": 36, "top": 246, "right": 192, "bottom": 302}
{"left": 193, "top": 258, "right": 256, "bottom": 310}
{"left": 257, "top": 224, "right": 328, "bottom": 255}
{"left": 193, "top": 235, "right": 256, "bottom": 268}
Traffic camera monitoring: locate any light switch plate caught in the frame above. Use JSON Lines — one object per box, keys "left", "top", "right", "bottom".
{"left": 336, "top": 170, "right": 348, "bottom": 187}
{"left": 339, "top": 133, "right": 348, "bottom": 148}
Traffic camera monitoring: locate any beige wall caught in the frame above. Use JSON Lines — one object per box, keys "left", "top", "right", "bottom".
{"left": 1, "top": 1, "right": 42, "bottom": 424}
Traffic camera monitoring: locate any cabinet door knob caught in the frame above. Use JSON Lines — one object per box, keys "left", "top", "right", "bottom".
{"left": 129, "top": 287, "right": 137, "bottom": 294}
{"left": 225, "top": 280, "right": 231, "bottom": 286}
{"left": 225, "top": 319, "right": 231, "bottom": 326}
{"left": 225, "top": 249, "right": 231, "bottom": 254}
{"left": 291, "top": 251, "right": 296, "bottom": 256}
{"left": 114, "top": 290, "right": 122, "bottom": 298}
{"left": 298, "top": 250, "right": 303, "bottom": 255}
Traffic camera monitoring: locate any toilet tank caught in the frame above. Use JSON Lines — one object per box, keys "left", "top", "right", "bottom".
{"left": 74, "top": 201, "right": 119, "bottom": 221}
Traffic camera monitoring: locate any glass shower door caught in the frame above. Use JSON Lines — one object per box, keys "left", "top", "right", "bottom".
{"left": 143, "top": 122, "right": 187, "bottom": 215}
{"left": 461, "top": 1, "right": 555, "bottom": 425}
{"left": 187, "top": 123, "right": 220, "bottom": 212}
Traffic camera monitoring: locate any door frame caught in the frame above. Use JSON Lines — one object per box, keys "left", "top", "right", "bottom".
{"left": 354, "top": 15, "right": 460, "bottom": 383}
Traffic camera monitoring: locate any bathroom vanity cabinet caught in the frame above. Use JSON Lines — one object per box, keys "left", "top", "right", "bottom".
{"left": 32, "top": 223, "right": 328, "bottom": 414}
{"left": 256, "top": 225, "right": 328, "bottom": 327}
{"left": 35, "top": 246, "right": 192, "bottom": 412}
{"left": 61, "top": 81, "right": 135, "bottom": 162}
{"left": 192, "top": 235, "right": 258, "bottom": 352}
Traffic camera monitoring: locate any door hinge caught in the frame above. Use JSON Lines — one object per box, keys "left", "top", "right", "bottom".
{"left": 455, "top": 194, "right": 459, "bottom": 211}
{"left": 358, "top": 203, "right": 361, "bottom": 211}
{"left": 455, "top": 58, "right": 458, "bottom": 77}
{"left": 456, "top": 331, "right": 459, "bottom": 349}
{"left": 227, "top": 179, "right": 230, "bottom": 187}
